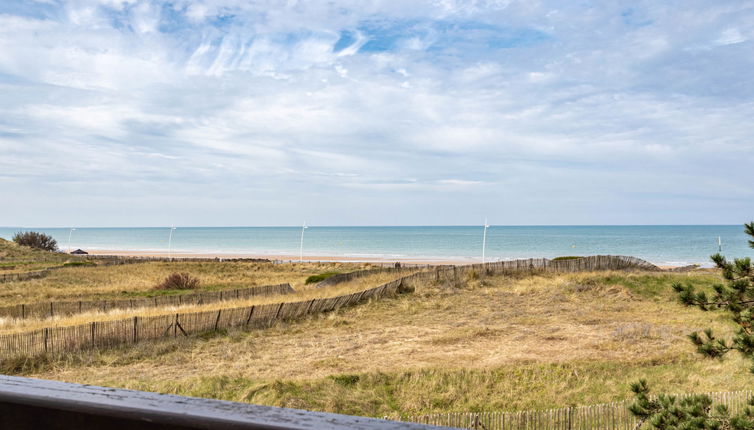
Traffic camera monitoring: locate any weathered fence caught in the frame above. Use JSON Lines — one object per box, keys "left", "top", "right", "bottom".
{"left": 0, "top": 274, "right": 420, "bottom": 360}
{"left": 467, "top": 255, "right": 661, "bottom": 275}
{"left": 0, "top": 269, "right": 51, "bottom": 284}
{"left": 0, "top": 283, "right": 295, "bottom": 321}
{"left": 315, "top": 256, "right": 659, "bottom": 289}
{"left": 0, "top": 255, "right": 660, "bottom": 361}
{"left": 401, "top": 390, "right": 754, "bottom": 430}
{"left": 84, "top": 255, "right": 272, "bottom": 264}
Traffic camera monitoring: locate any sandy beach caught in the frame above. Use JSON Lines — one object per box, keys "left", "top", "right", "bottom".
{"left": 79, "top": 249, "right": 689, "bottom": 268}
{"left": 84, "top": 249, "right": 476, "bottom": 265}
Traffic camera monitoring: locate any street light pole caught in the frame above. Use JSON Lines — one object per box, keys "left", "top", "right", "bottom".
{"left": 67, "top": 228, "right": 76, "bottom": 253}
{"left": 299, "top": 222, "right": 308, "bottom": 263}
{"left": 482, "top": 218, "right": 489, "bottom": 264}
{"left": 168, "top": 227, "right": 176, "bottom": 260}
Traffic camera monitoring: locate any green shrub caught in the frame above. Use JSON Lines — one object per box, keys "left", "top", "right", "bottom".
{"left": 305, "top": 271, "right": 341, "bottom": 284}
{"left": 154, "top": 272, "right": 200, "bottom": 290}
{"left": 62, "top": 261, "right": 96, "bottom": 267}
{"left": 552, "top": 256, "right": 581, "bottom": 261}
{"left": 12, "top": 231, "right": 58, "bottom": 252}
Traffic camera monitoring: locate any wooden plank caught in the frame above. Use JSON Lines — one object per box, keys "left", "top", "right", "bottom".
{"left": 0, "top": 375, "right": 448, "bottom": 430}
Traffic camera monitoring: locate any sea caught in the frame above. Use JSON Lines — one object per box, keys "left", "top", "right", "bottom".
{"left": 0, "top": 225, "right": 751, "bottom": 266}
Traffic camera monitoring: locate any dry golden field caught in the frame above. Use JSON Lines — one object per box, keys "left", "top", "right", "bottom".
{"left": 0, "top": 271, "right": 403, "bottom": 334}
{"left": 6, "top": 267, "right": 751, "bottom": 419}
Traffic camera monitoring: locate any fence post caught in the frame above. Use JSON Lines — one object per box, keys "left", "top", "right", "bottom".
{"left": 274, "top": 303, "right": 284, "bottom": 320}
{"left": 90, "top": 322, "right": 95, "bottom": 347}
{"left": 49, "top": 302, "right": 54, "bottom": 318}
{"left": 133, "top": 316, "right": 138, "bottom": 343}
{"left": 21, "top": 304, "right": 25, "bottom": 319}
{"left": 214, "top": 310, "right": 222, "bottom": 331}
{"left": 43, "top": 328, "right": 48, "bottom": 353}
{"left": 174, "top": 314, "right": 179, "bottom": 338}
{"left": 568, "top": 406, "right": 573, "bottom": 430}
{"left": 245, "top": 306, "right": 255, "bottom": 326}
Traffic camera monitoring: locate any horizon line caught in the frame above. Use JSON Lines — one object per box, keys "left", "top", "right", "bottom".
{"left": 0, "top": 224, "right": 744, "bottom": 229}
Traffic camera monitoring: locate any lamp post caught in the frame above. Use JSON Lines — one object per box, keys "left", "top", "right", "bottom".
{"left": 168, "top": 227, "right": 176, "bottom": 260}
{"left": 482, "top": 218, "right": 489, "bottom": 264}
{"left": 299, "top": 222, "right": 308, "bottom": 263}
{"left": 67, "top": 228, "right": 76, "bottom": 253}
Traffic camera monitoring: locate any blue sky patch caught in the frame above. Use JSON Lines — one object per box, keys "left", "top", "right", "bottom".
{"left": 333, "top": 30, "right": 358, "bottom": 53}
{"left": 352, "top": 19, "right": 551, "bottom": 54}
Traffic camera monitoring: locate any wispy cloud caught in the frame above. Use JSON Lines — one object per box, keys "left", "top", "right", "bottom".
{"left": 0, "top": 0, "right": 752, "bottom": 226}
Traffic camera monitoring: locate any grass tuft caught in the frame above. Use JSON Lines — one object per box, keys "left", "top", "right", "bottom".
{"left": 153, "top": 272, "right": 200, "bottom": 290}
{"left": 305, "top": 271, "right": 341, "bottom": 284}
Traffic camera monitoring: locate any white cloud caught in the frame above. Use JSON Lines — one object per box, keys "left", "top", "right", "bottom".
{"left": 0, "top": 0, "right": 752, "bottom": 226}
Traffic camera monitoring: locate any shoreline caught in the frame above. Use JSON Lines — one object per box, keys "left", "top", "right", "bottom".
{"left": 84, "top": 249, "right": 475, "bottom": 265}
{"left": 80, "top": 249, "right": 693, "bottom": 269}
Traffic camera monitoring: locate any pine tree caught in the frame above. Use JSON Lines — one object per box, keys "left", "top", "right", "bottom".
{"left": 629, "top": 222, "right": 754, "bottom": 430}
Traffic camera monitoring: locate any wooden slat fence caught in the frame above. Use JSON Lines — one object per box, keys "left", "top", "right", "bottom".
{"left": 0, "top": 269, "right": 51, "bottom": 284}
{"left": 0, "top": 255, "right": 660, "bottom": 361}
{"left": 316, "top": 256, "right": 661, "bottom": 290}
{"left": 83, "top": 256, "right": 272, "bottom": 264}
{"left": 0, "top": 283, "right": 295, "bottom": 321}
{"left": 0, "top": 275, "right": 417, "bottom": 360}
{"left": 400, "top": 390, "right": 753, "bottom": 430}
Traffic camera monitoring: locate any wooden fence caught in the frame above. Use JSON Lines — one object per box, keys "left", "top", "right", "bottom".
{"left": 0, "top": 269, "right": 51, "bottom": 284}
{"left": 83, "top": 255, "right": 273, "bottom": 264}
{"left": 0, "top": 283, "right": 294, "bottom": 321}
{"left": 315, "top": 256, "right": 659, "bottom": 290}
{"left": 400, "top": 390, "right": 754, "bottom": 430}
{"left": 0, "top": 273, "right": 422, "bottom": 360}
{"left": 0, "top": 255, "right": 661, "bottom": 361}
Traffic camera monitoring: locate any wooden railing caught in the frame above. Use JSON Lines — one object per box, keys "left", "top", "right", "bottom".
{"left": 0, "top": 375, "right": 452, "bottom": 429}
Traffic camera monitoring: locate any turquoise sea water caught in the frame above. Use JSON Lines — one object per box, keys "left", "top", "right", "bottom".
{"left": 0, "top": 226, "right": 751, "bottom": 266}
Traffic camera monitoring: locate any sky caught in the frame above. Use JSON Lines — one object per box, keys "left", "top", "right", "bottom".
{"left": 0, "top": 0, "right": 753, "bottom": 227}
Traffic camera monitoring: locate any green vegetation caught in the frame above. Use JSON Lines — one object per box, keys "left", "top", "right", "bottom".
{"left": 630, "top": 222, "right": 754, "bottom": 429}
{"left": 0, "top": 238, "right": 71, "bottom": 272}
{"left": 12, "top": 231, "right": 58, "bottom": 252}
{"left": 305, "top": 271, "right": 341, "bottom": 284}
{"left": 552, "top": 256, "right": 582, "bottom": 261}
{"left": 62, "top": 261, "right": 96, "bottom": 267}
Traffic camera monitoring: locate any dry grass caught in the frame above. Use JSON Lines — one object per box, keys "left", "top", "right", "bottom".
{"left": 0, "top": 260, "right": 377, "bottom": 306}
{"left": 0, "top": 271, "right": 406, "bottom": 334}
{"left": 16, "top": 269, "right": 753, "bottom": 418}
